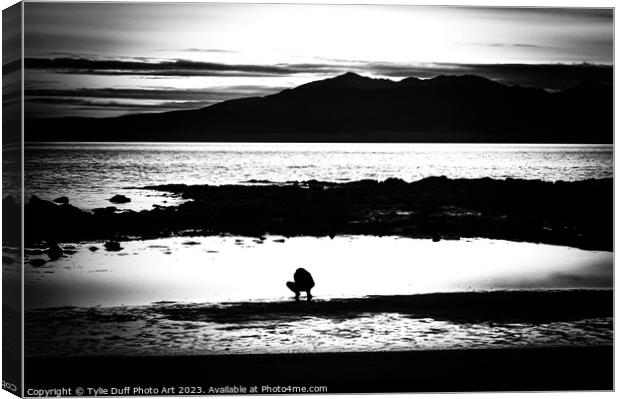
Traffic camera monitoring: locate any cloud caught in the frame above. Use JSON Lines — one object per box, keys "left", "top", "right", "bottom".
{"left": 25, "top": 57, "right": 344, "bottom": 77}
{"left": 26, "top": 97, "right": 205, "bottom": 109}
{"left": 26, "top": 56, "right": 612, "bottom": 90}
{"left": 25, "top": 97, "right": 212, "bottom": 117}
{"left": 460, "top": 42, "right": 542, "bottom": 48}
{"left": 177, "top": 48, "right": 239, "bottom": 54}
{"left": 25, "top": 86, "right": 285, "bottom": 101}
{"left": 24, "top": 85, "right": 287, "bottom": 117}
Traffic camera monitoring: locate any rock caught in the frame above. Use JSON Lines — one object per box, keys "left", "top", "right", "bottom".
{"left": 109, "top": 194, "right": 131, "bottom": 204}
{"left": 88, "top": 246, "right": 99, "bottom": 252}
{"left": 383, "top": 177, "right": 407, "bottom": 186}
{"left": 92, "top": 206, "right": 117, "bottom": 216}
{"left": 47, "top": 243, "right": 64, "bottom": 260}
{"left": 432, "top": 234, "right": 441, "bottom": 242}
{"left": 30, "top": 259, "right": 47, "bottom": 267}
{"left": 27, "top": 196, "right": 86, "bottom": 225}
{"left": 56, "top": 203, "right": 85, "bottom": 219}
{"left": 53, "top": 196, "right": 69, "bottom": 204}
{"left": 28, "top": 195, "right": 58, "bottom": 213}
{"left": 104, "top": 241, "right": 123, "bottom": 251}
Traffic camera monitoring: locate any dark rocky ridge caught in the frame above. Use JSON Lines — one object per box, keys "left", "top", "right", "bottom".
{"left": 15, "top": 176, "right": 612, "bottom": 251}
{"left": 25, "top": 73, "right": 612, "bottom": 143}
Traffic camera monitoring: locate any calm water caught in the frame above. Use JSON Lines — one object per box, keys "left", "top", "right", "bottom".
{"left": 23, "top": 142, "right": 613, "bottom": 210}
{"left": 22, "top": 235, "right": 612, "bottom": 356}
{"left": 24, "top": 236, "right": 611, "bottom": 309}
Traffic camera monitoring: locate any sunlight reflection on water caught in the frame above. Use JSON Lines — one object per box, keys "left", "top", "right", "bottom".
{"left": 24, "top": 235, "right": 612, "bottom": 309}
{"left": 23, "top": 143, "right": 613, "bottom": 211}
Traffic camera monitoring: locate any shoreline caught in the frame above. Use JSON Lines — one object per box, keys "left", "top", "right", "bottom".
{"left": 16, "top": 176, "right": 613, "bottom": 250}
{"left": 26, "top": 288, "right": 613, "bottom": 320}
{"left": 25, "top": 290, "right": 612, "bottom": 357}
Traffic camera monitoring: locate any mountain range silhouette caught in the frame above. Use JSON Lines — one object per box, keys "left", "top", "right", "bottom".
{"left": 26, "top": 72, "right": 612, "bottom": 143}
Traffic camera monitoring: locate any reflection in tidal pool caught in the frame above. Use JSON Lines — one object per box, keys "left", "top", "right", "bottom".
{"left": 25, "top": 235, "right": 612, "bottom": 309}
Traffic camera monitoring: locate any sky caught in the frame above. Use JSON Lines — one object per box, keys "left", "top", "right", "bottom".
{"left": 22, "top": 3, "right": 613, "bottom": 118}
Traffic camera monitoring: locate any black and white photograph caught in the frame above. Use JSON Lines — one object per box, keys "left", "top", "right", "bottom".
{"left": 1, "top": 0, "right": 614, "bottom": 395}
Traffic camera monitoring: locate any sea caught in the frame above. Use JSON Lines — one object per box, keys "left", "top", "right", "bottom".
{"left": 21, "top": 142, "right": 613, "bottom": 211}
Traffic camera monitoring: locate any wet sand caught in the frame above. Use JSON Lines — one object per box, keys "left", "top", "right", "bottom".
{"left": 26, "top": 290, "right": 612, "bottom": 357}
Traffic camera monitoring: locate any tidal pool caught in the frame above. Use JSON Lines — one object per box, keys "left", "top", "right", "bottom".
{"left": 24, "top": 235, "right": 612, "bottom": 309}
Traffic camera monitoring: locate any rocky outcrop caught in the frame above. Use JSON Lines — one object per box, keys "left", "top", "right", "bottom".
{"left": 104, "top": 241, "right": 123, "bottom": 251}
{"left": 47, "top": 243, "right": 64, "bottom": 260}
{"left": 23, "top": 177, "right": 613, "bottom": 251}
{"left": 109, "top": 195, "right": 131, "bottom": 204}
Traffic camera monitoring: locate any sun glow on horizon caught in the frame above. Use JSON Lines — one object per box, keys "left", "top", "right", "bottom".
{"left": 22, "top": 3, "right": 613, "bottom": 117}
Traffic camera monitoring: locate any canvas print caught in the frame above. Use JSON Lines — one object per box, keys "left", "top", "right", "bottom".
{"left": 2, "top": 1, "right": 613, "bottom": 395}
